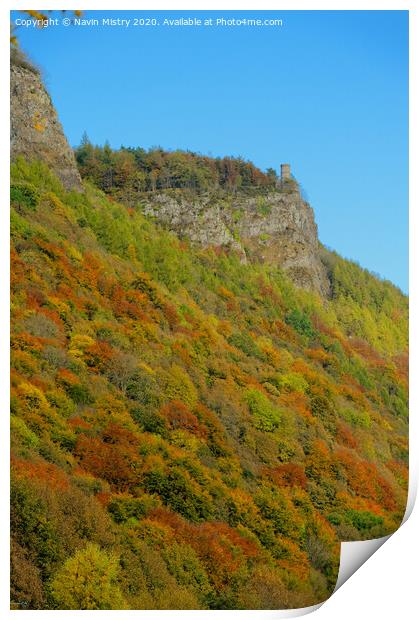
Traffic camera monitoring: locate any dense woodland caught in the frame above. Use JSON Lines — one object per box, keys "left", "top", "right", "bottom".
{"left": 10, "top": 157, "right": 408, "bottom": 609}
{"left": 75, "top": 137, "right": 281, "bottom": 201}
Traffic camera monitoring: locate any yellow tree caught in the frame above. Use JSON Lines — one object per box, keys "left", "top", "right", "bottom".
{"left": 50, "top": 543, "right": 127, "bottom": 610}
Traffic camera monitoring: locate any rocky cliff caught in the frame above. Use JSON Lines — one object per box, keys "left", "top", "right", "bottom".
{"left": 142, "top": 188, "right": 330, "bottom": 296}
{"left": 10, "top": 55, "right": 329, "bottom": 294}
{"left": 10, "top": 57, "right": 82, "bottom": 191}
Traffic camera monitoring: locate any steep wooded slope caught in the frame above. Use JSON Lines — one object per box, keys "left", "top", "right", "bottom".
{"left": 10, "top": 158, "right": 408, "bottom": 610}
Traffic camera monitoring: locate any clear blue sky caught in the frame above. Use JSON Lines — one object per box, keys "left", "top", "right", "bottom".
{"left": 12, "top": 10, "right": 409, "bottom": 292}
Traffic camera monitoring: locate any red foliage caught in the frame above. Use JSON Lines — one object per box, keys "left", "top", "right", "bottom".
{"left": 57, "top": 368, "right": 80, "bottom": 386}
{"left": 342, "top": 373, "right": 367, "bottom": 395}
{"left": 304, "top": 347, "right": 333, "bottom": 367}
{"left": 272, "top": 319, "right": 297, "bottom": 342}
{"left": 11, "top": 333, "right": 50, "bottom": 353}
{"left": 392, "top": 352, "right": 409, "bottom": 387}
{"left": 102, "top": 423, "right": 139, "bottom": 445}
{"left": 350, "top": 338, "right": 384, "bottom": 364}
{"left": 195, "top": 403, "right": 226, "bottom": 436}
{"left": 34, "top": 238, "right": 64, "bottom": 261}
{"left": 171, "top": 341, "right": 192, "bottom": 366}
{"left": 178, "top": 240, "right": 189, "bottom": 252}
{"left": 311, "top": 315, "right": 353, "bottom": 356}
{"left": 264, "top": 463, "right": 308, "bottom": 489}
{"left": 25, "top": 288, "right": 47, "bottom": 310}
{"left": 55, "top": 282, "right": 83, "bottom": 310}
{"left": 386, "top": 460, "right": 408, "bottom": 487}
{"left": 95, "top": 491, "right": 112, "bottom": 506}
{"left": 335, "top": 420, "right": 358, "bottom": 449}
{"left": 28, "top": 376, "right": 50, "bottom": 392}
{"left": 11, "top": 456, "right": 69, "bottom": 491}
{"left": 162, "top": 302, "right": 179, "bottom": 329}
{"left": 108, "top": 284, "right": 149, "bottom": 320}
{"left": 149, "top": 507, "right": 260, "bottom": 588}
{"left": 280, "top": 391, "right": 312, "bottom": 418}
{"left": 68, "top": 416, "right": 92, "bottom": 430}
{"left": 213, "top": 245, "right": 228, "bottom": 258}
{"left": 79, "top": 253, "right": 101, "bottom": 289}
{"left": 160, "top": 401, "right": 207, "bottom": 438}
{"left": 305, "top": 440, "right": 332, "bottom": 480}
{"left": 226, "top": 299, "right": 239, "bottom": 312}
{"left": 257, "top": 278, "right": 283, "bottom": 308}
{"left": 338, "top": 381, "right": 367, "bottom": 407}
{"left": 311, "top": 315, "right": 338, "bottom": 338}
{"left": 84, "top": 340, "right": 115, "bottom": 372}
{"left": 10, "top": 246, "right": 26, "bottom": 291}
{"left": 75, "top": 424, "right": 140, "bottom": 491}
{"left": 334, "top": 448, "right": 398, "bottom": 511}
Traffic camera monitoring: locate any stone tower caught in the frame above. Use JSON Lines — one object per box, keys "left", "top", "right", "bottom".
{"left": 280, "top": 163, "right": 291, "bottom": 180}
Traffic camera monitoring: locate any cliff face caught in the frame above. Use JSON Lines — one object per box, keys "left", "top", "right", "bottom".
{"left": 10, "top": 62, "right": 82, "bottom": 191}
{"left": 143, "top": 189, "right": 330, "bottom": 296}
{"left": 10, "top": 59, "right": 329, "bottom": 294}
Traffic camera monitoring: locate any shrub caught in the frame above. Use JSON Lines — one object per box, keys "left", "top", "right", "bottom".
{"left": 50, "top": 543, "right": 127, "bottom": 609}
{"left": 10, "top": 479, "right": 62, "bottom": 580}
{"left": 345, "top": 510, "right": 384, "bottom": 533}
{"left": 65, "top": 383, "right": 93, "bottom": 405}
{"left": 164, "top": 365, "right": 198, "bottom": 408}
{"left": 126, "top": 369, "right": 161, "bottom": 409}
{"left": 23, "top": 313, "right": 60, "bottom": 339}
{"left": 160, "top": 400, "right": 207, "bottom": 437}
{"left": 341, "top": 407, "right": 371, "bottom": 429}
{"left": 245, "top": 388, "right": 281, "bottom": 432}
{"left": 162, "top": 542, "right": 212, "bottom": 600}
{"left": 11, "top": 416, "right": 39, "bottom": 449}
{"left": 266, "top": 463, "right": 308, "bottom": 489}
{"left": 11, "top": 47, "right": 40, "bottom": 74}
{"left": 108, "top": 494, "right": 159, "bottom": 523}
{"left": 285, "top": 309, "right": 316, "bottom": 339}
{"left": 10, "top": 539, "right": 45, "bottom": 610}
{"left": 11, "top": 182, "right": 40, "bottom": 212}
{"left": 227, "top": 332, "right": 264, "bottom": 360}
{"left": 143, "top": 467, "right": 213, "bottom": 522}
{"left": 276, "top": 372, "right": 309, "bottom": 394}
{"left": 131, "top": 406, "right": 167, "bottom": 435}
{"left": 75, "top": 428, "right": 140, "bottom": 492}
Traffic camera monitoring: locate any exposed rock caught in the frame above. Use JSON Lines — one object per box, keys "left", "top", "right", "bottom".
{"left": 9, "top": 55, "right": 329, "bottom": 294}
{"left": 142, "top": 189, "right": 330, "bottom": 296}
{"left": 10, "top": 61, "right": 83, "bottom": 192}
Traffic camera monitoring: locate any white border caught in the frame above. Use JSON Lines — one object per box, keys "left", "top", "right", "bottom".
{"left": 2, "top": 2, "right": 416, "bottom": 618}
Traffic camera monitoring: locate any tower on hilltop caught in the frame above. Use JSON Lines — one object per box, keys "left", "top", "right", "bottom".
{"left": 280, "top": 163, "right": 291, "bottom": 180}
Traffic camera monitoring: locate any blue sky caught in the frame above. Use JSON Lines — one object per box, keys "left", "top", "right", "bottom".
{"left": 12, "top": 10, "right": 408, "bottom": 292}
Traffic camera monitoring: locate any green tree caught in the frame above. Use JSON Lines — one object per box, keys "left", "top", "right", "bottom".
{"left": 50, "top": 544, "right": 127, "bottom": 610}
{"left": 245, "top": 388, "right": 281, "bottom": 432}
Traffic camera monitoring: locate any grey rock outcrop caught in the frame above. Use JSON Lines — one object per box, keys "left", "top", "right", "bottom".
{"left": 9, "top": 55, "right": 329, "bottom": 295}
{"left": 142, "top": 189, "right": 330, "bottom": 296}
{"left": 10, "top": 61, "right": 83, "bottom": 192}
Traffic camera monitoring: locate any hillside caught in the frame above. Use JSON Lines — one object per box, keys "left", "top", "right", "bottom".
{"left": 10, "top": 154, "right": 408, "bottom": 609}
{"left": 74, "top": 142, "right": 330, "bottom": 295}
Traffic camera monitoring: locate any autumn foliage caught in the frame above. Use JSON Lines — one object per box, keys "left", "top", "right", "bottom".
{"left": 10, "top": 158, "right": 408, "bottom": 610}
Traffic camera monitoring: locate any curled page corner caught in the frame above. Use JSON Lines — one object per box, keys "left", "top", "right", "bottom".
{"left": 333, "top": 468, "right": 417, "bottom": 594}
{"left": 262, "top": 603, "right": 323, "bottom": 618}
{"left": 200, "top": 602, "right": 323, "bottom": 619}
{"left": 403, "top": 471, "right": 418, "bottom": 524}
{"left": 334, "top": 535, "right": 390, "bottom": 592}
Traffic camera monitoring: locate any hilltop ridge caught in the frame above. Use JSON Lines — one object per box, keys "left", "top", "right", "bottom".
{"left": 75, "top": 141, "right": 330, "bottom": 295}
{"left": 11, "top": 58, "right": 328, "bottom": 294}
